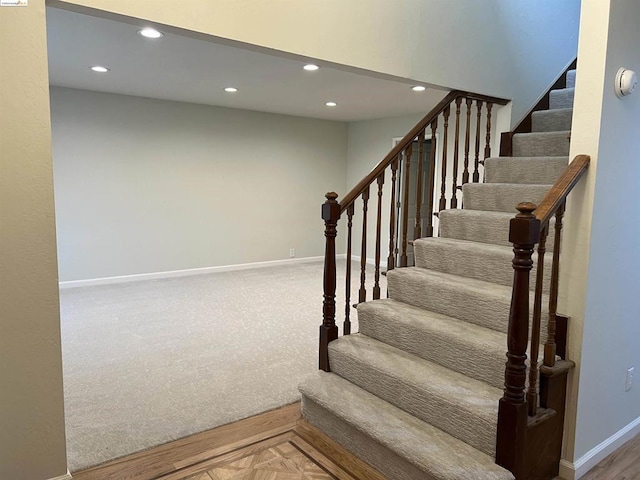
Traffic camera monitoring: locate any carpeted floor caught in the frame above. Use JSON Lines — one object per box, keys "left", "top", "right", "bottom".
{"left": 60, "top": 259, "right": 383, "bottom": 471}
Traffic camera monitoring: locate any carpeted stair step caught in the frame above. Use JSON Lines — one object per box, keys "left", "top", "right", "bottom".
{"left": 299, "top": 371, "right": 515, "bottom": 480}
{"left": 439, "top": 209, "right": 513, "bottom": 247}
{"left": 462, "top": 183, "right": 551, "bottom": 213}
{"left": 532, "top": 108, "right": 573, "bottom": 132}
{"left": 328, "top": 334, "right": 501, "bottom": 456}
{"left": 484, "top": 156, "right": 568, "bottom": 185}
{"left": 512, "top": 131, "right": 571, "bottom": 157}
{"left": 413, "top": 237, "right": 551, "bottom": 293}
{"left": 549, "top": 87, "right": 575, "bottom": 109}
{"left": 387, "top": 267, "right": 549, "bottom": 333}
{"left": 566, "top": 69, "right": 576, "bottom": 88}
{"left": 357, "top": 299, "right": 508, "bottom": 389}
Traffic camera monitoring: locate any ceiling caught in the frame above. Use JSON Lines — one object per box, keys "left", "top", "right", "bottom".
{"left": 46, "top": 7, "right": 447, "bottom": 122}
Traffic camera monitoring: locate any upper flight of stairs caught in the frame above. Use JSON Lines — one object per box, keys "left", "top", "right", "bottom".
{"left": 300, "top": 69, "right": 576, "bottom": 480}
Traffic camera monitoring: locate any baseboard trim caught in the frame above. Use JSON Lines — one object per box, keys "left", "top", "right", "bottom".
{"left": 59, "top": 256, "right": 325, "bottom": 288}
{"left": 559, "top": 415, "right": 640, "bottom": 480}
{"left": 48, "top": 471, "right": 72, "bottom": 480}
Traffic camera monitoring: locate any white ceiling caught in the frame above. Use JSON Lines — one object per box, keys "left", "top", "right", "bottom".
{"left": 46, "top": 7, "right": 447, "bottom": 122}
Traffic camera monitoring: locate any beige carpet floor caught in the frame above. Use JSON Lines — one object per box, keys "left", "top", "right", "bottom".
{"left": 60, "top": 259, "right": 384, "bottom": 471}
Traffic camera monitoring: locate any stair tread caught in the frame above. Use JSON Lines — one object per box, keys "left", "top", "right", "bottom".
{"left": 300, "top": 371, "right": 515, "bottom": 480}
{"left": 329, "top": 334, "right": 501, "bottom": 455}
{"left": 357, "top": 298, "right": 508, "bottom": 389}
{"left": 484, "top": 156, "right": 568, "bottom": 185}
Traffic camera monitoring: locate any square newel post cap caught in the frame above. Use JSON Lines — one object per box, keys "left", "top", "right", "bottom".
{"left": 509, "top": 202, "right": 541, "bottom": 245}
{"left": 322, "top": 192, "right": 340, "bottom": 222}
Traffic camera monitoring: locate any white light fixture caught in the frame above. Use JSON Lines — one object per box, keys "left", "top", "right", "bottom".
{"left": 412, "top": 85, "right": 426, "bottom": 92}
{"left": 303, "top": 64, "right": 320, "bottom": 71}
{"left": 90, "top": 66, "right": 110, "bottom": 73}
{"left": 325, "top": 101, "right": 337, "bottom": 107}
{"left": 615, "top": 68, "right": 638, "bottom": 98}
{"left": 224, "top": 87, "right": 238, "bottom": 93}
{"left": 138, "top": 28, "right": 163, "bottom": 39}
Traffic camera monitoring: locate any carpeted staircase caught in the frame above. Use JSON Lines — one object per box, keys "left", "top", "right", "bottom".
{"left": 300, "top": 70, "right": 576, "bottom": 480}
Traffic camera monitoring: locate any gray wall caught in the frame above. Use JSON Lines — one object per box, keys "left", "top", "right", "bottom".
{"left": 562, "top": 0, "right": 640, "bottom": 466}
{"left": 50, "top": 87, "right": 347, "bottom": 281}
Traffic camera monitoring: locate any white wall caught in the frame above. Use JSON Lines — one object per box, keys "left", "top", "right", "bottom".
{"left": 54, "top": 0, "right": 579, "bottom": 127}
{"left": 560, "top": 0, "right": 640, "bottom": 477}
{"left": 0, "top": 2, "right": 68, "bottom": 479}
{"left": 50, "top": 87, "right": 347, "bottom": 282}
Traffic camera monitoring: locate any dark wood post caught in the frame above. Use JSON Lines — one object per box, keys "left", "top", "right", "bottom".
{"left": 496, "top": 202, "right": 540, "bottom": 478}
{"left": 320, "top": 192, "right": 340, "bottom": 372}
{"left": 544, "top": 203, "right": 565, "bottom": 367}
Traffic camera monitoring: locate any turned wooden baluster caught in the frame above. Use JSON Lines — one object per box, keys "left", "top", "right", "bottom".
{"left": 451, "top": 97, "right": 462, "bottom": 208}
{"left": 387, "top": 157, "right": 399, "bottom": 271}
{"left": 373, "top": 173, "right": 384, "bottom": 300}
{"left": 473, "top": 100, "right": 483, "bottom": 183}
{"left": 414, "top": 130, "right": 425, "bottom": 240}
{"left": 359, "top": 186, "right": 370, "bottom": 303}
{"left": 496, "top": 202, "right": 540, "bottom": 476}
{"left": 438, "top": 106, "right": 450, "bottom": 211}
{"left": 463, "top": 98, "right": 472, "bottom": 185}
{"left": 484, "top": 102, "right": 493, "bottom": 161}
{"left": 427, "top": 119, "right": 438, "bottom": 236}
{"left": 544, "top": 202, "right": 565, "bottom": 367}
{"left": 400, "top": 143, "right": 413, "bottom": 267}
{"left": 320, "top": 192, "right": 340, "bottom": 371}
{"left": 527, "top": 225, "right": 548, "bottom": 416}
{"left": 343, "top": 203, "right": 354, "bottom": 335}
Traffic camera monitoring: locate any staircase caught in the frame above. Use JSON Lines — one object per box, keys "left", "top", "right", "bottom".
{"left": 299, "top": 70, "right": 585, "bottom": 480}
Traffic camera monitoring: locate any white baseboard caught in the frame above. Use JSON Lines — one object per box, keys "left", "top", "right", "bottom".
{"left": 559, "top": 415, "right": 640, "bottom": 480}
{"left": 48, "top": 471, "right": 72, "bottom": 480}
{"left": 59, "top": 256, "right": 325, "bottom": 289}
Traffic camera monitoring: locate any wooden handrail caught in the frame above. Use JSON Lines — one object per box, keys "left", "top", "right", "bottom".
{"left": 339, "top": 90, "right": 509, "bottom": 213}
{"left": 534, "top": 154, "right": 590, "bottom": 226}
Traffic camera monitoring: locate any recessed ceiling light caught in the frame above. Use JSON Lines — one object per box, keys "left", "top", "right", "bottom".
{"left": 90, "top": 66, "right": 110, "bottom": 73}
{"left": 303, "top": 64, "right": 320, "bottom": 71}
{"left": 325, "top": 101, "right": 337, "bottom": 107}
{"left": 412, "top": 85, "right": 426, "bottom": 92}
{"left": 224, "top": 87, "right": 238, "bottom": 93}
{"left": 138, "top": 28, "right": 163, "bottom": 39}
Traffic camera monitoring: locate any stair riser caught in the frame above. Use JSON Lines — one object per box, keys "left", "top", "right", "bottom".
{"left": 566, "top": 69, "right": 576, "bottom": 88}
{"left": 484, "top": 157, "right": 568, "bottom": 185}
{"left": 549, "top": 88, "right": 575, "bottom": 109}
{"left": 531, "top": 109, "right": 573, "bottom": 132}
{"left": 414, "top": 241, "right": 552, "bottom": 293}
{"left": 387, "top": 269, "right": 549, "bottom": 334}
{"left": 329, "top": 341, "right": 498, "bottom": 456}
{"left": 463, "top": 184, "right": 551, "bottom": 214}
{"left": 439, "top": 210, "right": 557, "bottom": 251}
{"left": 302, "top": 397, "right": 430, "bottom": 480}
{"left": 512, "top": 132, "right": 571, "bottom": 157}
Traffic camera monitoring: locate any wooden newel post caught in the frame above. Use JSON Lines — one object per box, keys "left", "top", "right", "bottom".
{"left": 320, "top": 192, "right": 340, "bottom": 372}
{"left": 496, "top": 202, "right": 540, "bottom": 477}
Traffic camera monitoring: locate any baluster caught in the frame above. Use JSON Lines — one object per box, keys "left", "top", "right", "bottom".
{"left": 344, "top": 204, "right": 354, "bottom": 335}
{"left": 484, "top": 102, "right": 493, "bottom": 160}
{"left": 373, "top": 173, "right": 384, "bottom": 300}
{"left": 400, "top": 144, "right": 413, "bottom": 267}
{"left": 451, "top": 97, "right": 462, "bottom": 208}
{"left": 414, "top": 130, "right": 425, "bottom": 240}
{"left": 544, "top": 203, "right": 565, "bottom": 367}
{"left": 527, "top": 226, "right": 548, "bottom": 416}
{"left": 387, "top": 158, "right": 399, "bottom": 271}
{"left": 438, "top": 106, "right": 450, "bottom": 211}
{"left": 427, "top": 119, "right": 438, "bottom": 236}
{"left": 320, "top": 192, "right": 340, "bottom": 371}
{"left": 473, "top": 100, "right": 483, "bottom": 183}
{"left": 463, "top": 98, "right": 472, "bottom": 185}
{"left": 359, "top": 186, "right": 370, "bottom": 303}
{"left": 496, "top": 202, "right": 540, "bottom": 474}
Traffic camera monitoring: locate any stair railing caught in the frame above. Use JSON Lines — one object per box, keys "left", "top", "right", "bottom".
{"left": 320, "top": 90, "right": 508, "bottom": 371}
{"left": 496, "top": 154, "right": 590, "bottom": 478}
